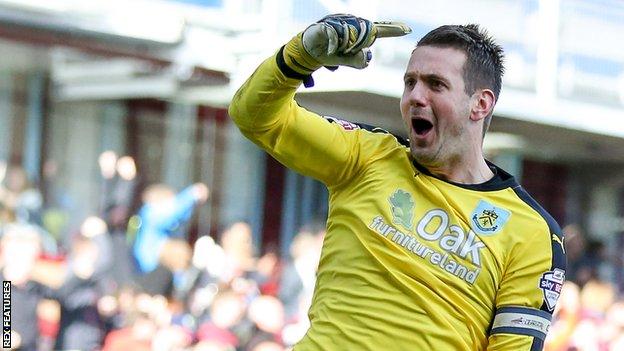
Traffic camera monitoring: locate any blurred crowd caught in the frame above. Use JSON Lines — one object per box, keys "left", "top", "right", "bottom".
{"left": 545, "top": 225, "right": 624, "bottom": 351}
{"left": 2, "top": 154, "right": 624, "bottom": 351}
{"left": 1, "top": 153, "right": 324, "bottom": 351}
{"left": 546, "top": 280, "right": 624, "bottom": 351}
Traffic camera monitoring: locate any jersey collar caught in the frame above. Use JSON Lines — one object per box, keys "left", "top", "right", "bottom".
{"left": 411, "top": 158, "right": 519, "bottom": 191}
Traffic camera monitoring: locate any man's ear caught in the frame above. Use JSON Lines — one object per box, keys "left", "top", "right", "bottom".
{"left": 470, "top": 89, "right": 495, "bottom": 122}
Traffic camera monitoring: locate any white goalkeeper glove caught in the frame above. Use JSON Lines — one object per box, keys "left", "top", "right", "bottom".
{"left": 278, "top": 14, "right": 411, "bottom": 87}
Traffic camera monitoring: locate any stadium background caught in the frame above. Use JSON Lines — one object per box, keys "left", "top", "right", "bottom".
{"left": 0, "top": 0, "right": 623, "bottom": 350}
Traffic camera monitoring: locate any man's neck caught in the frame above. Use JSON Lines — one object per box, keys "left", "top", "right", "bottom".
{"left": 425, "top": 157, "right": 494, "bottom": 184}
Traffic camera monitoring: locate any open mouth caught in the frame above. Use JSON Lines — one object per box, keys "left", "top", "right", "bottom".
{"left": 411, "top": 118, "right": 433, "bottom": 136}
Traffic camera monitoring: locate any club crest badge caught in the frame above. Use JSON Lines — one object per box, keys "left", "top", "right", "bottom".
{"left": 470, "top": 200, "right": 511, "bottom": 236}
{"left": 539, "top": 268, "right": 565, "bottom": 311}
{"left": 388, "top": 189, "right": 414, "bottom": 230}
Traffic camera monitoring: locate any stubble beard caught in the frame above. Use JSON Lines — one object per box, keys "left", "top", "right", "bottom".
{"left": 410, "top": 121, "right": 466, "bottom": 170}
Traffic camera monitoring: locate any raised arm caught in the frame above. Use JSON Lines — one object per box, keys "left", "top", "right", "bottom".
{"left": 228, "top": 14, "right": 410, "bottom": 186}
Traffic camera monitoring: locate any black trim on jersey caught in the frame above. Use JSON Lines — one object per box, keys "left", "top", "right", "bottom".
{"left": 490, "top": 326, "right": 546, "bottom": 341}
{"left": 322, "top": 117, "right": 519, "bottom": 191}
{"left": 511, "top": 186, "right": 566, "bottom": 313}
{"left": 276, "top": 46, "right": 315, "bottom": 88}
{"left": 412, "top": 159, "right": 519, "bottom": 191}
{"left": 322, "top": 116, "right": 410, "bottom": 146}
{"left": 495, "top": 306, "right": 552, "bottom": 320}
{"left": 531, "top": 338, "right": 544, "bottom": 351}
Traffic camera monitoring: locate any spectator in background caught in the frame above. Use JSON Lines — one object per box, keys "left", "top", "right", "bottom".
{"left": 187, "top": 235, "right": 227, "bottom": 326}
{"left": 219, "top": 221, "right": 256, "bottom": 282}
{"left": 246, "top": 295, "right": 285, "bottom": 350}
{"left": 196, "top": 291, "right": 249, "bottom": 350}
{"left": 137, "top": 238, "right": 192, "bottom": 298}
{"left": 40, "top": 158, "right": 72, "bottom": 251}
{"left": 0, "top": 164, "right": 43, "bottom": 225}
{"left": 54, "top": 230, "right": 111, "bottom": 351}
{"left": 564, "top": 280, "right": 616, "bottom": 350}
{"left": 216, "top": 221, "right": 280, "bottom": 297}
{"left": 191, "top": 234, "right": 228, "bottom": 286}
{"left": 564, "top": 224, "right": 610, "bottom": 287}
{"left": 0, "top": 160, "right": 11, "bottom": 224}
{"left": 583, "top": 240, "right": 610, "bottom": 282}
{"left": 279, "top": 221, "right": 324, "bottom": 322}
{"left": 98, "top": 285, "right": 141, "bottom": 333}
{"left": 98, "top": 151, "right": 139, "bottom": 216}
{"left": 545, "top": 280, "right": 619, "bottom": 351}
{"left": 545, "top": 281, "right": 581, "bottom": 351}
{"left": 1, "top": 220, "right": 109, "bottom": 351}
{"left": 546, "top": 279, "right": 624, "bottom": 351}
{"left": 0, "top": 223, "right": 48, "bottom": 351}
{"left": 604, "top": 300, "right": 624, "bottom": 350}
{"left": 98, "top": 151, "right": 140, "bottom": 288}
{"left": 563, "top": 224, "right": 586, "bottom": 284}
{"left": 102, "top": 311, "right": 156, "bottom": 351}
{"left": 0, "top": 163, "right": 58, "bottom": 255}
{"left": 196, "top": 342, "right": 238, "bottom": 351}
{"left": 279, "top": 221, "right": 324, "bottom": 347}
{"left": 132, "top": 182, "right": 208, "bottom": 274}
{"left": 80, "top": 216, "right": 114, "bottom": 279}
{"left": 152, "top": 323, "right": 193, "bottom": 351}
{"left": 192, "top": 341, "right": 236, "bottom": 351}
{"left": 254, "top": 246, "right": 281, "bottom": 297}
{"left": 247, "top": 340, "right": 284, "bottom": 351}
{"left": 99, "top": 151, "right": 119, "bottom": 211}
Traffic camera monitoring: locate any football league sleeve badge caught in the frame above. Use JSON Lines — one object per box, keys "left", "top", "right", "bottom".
{"left": 539, "top": 268, "right": 565, "bottom": 311}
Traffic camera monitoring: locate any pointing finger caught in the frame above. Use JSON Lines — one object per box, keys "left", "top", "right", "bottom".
{"left": 374, "top": 21, "right": 412, "bottom": 38}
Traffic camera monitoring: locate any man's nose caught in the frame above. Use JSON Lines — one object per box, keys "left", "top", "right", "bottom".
{"left": 407, "top": 82, "right": 428, "bottom": 107}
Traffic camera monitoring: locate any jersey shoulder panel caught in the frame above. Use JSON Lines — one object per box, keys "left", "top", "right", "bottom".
{"left": 322, "top": 116, "right": 409, "bottom": 147}
{"left": 510, "top": 185, "right": 566, "bottom": 312}
{"left": 511, "top": 186, "right": 562, "bottom": 238}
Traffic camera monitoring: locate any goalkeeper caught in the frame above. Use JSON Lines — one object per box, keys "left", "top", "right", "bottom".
{"left": 229, "top": 14, "right": 566, "bottom": 350}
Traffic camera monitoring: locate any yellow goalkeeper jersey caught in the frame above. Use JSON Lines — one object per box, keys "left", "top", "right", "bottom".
{"left": 228, "top": 52, "right": 566, "bottom": 351}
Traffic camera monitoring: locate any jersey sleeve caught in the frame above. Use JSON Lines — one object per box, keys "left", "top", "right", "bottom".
{"left": 487, "top": 210, "right": 566, "bottom": 351}
{"left": 228, "top": 51, "right": 380, "bottom": 187}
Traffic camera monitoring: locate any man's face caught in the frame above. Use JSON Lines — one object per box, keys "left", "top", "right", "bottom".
{"left": 400, "top": 46, "right": 475, "bottom": 168}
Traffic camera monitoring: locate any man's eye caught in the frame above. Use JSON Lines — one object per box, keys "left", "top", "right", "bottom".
{"left": 404, "top": 79, "right": 415, "bottom": 87}
{"left": 431, "top": 80, "right": 445, "bottom": 90}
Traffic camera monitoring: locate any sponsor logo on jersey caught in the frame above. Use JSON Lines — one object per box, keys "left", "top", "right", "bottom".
{"left": 470, "top": 200, "right": 511, "bottom": 236}
{"left": 370, "top": 216, "right": 482, "bottom": 284}
{"left": 539, "top": 268, "right": 565, "bottom": 311}
{"left": 510, "top": 317, "right": 547, "bottom": 332}
{"left": 388, "top": 189, "right": 414, "bottom": 230}
{"left": 369, "top": 190, "right": 489, "bottom": 284}
{"left": 324, "top": 116, "right": 360, "bottom": 131}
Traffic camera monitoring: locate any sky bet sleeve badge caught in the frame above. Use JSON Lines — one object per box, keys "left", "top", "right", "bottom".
{"left": 539, "top": 268, "right": 565, "bottom": 311}
{"left": 470, "top": 200, "right": 511, "bottom": 236}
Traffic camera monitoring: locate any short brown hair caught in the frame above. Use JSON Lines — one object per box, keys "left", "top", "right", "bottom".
{"left": 418, "top": 24, "right": 505, "bottom": 134}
